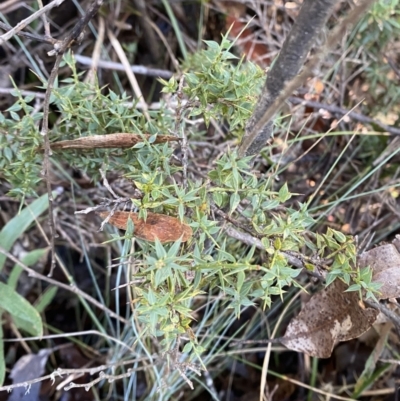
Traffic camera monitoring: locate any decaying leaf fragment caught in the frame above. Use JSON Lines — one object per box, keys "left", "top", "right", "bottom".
{"left": 280, "top": 236, "right": 400, "bottom": 358}
{"left": 49, "top": 133, "right": 179, "bottom": 149}
{"left": 281, "top": 280, "right": 378, "bottom": 358}
{"left": 98, "top": 211, "right": 192, "bottom": 243}
{"left": 358, "top": 236, "right": 400, "bottom": 299}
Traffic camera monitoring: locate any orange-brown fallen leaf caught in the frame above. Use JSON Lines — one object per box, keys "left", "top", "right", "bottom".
{"left": 49, "top": 133, "right": 179, "bottom": 149}
{"left": 98, "top": 211, "right": 192, "bottom": 243}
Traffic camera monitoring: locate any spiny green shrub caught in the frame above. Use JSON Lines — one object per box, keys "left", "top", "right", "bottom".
{"left": 0, "top": 38, "right": 379, "bottom": 364}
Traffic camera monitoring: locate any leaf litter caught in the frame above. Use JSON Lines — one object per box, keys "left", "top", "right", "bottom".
{"left": 98, "top": 211, "right": 193, "bottom": 243}
{"left": 280, "top": 235, "right": 400, "bottom": 358}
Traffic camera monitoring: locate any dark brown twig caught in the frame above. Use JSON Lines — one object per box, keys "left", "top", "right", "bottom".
{"left": 39, "top": 0, "right": 104, "bottom": 275}
{"left": 385, "top": 54, "right": 400, "bottom": 81}
{"left": 0, "top": 0, "right": 66, "bottom": 45}
{"left": 288, "top": 97, "right": 400, "bottom": 136}
{"left": 0, "top": 22, "right": 59, "bottom": 45}
{"left": 211, "top": 203, "right": 259, "bottom": 237}
{"left": 176, "top": 76, "right": 189, "bottom": 189}
{"left": 223, "top": 226, "right": 305, "bottom": 270}
{"left": 365, "top": 299, "right": 400, "bottom": 336}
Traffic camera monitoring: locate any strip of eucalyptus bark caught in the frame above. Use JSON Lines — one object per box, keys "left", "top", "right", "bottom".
{"left": 238, "top": 0, "right": 376, "bottom": 158}
{"left": 49, "top": 133, "right": 178, "bottom": 149}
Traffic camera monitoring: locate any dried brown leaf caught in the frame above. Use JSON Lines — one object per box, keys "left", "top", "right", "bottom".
{"left": 358, "top": 236, "right": 400, "bottom": 299}
{"left": 49, "top": 133, "right": 179, "bottom": 149}
{"left": 281, "top": 280, "right": 378, "bottom": 358}
{"left": 98, "top": 211, "right": 192, "bottom": 243}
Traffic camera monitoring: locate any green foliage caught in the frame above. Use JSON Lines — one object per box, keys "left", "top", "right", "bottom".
{"left": 0, "top": 89, "right": 44, "bottom": 197}
{"left": 0, "top": 51, "right": 176, "bottom": 197}
{"left": 354, "top": 0, "right": 400, "bottom": 112}
{"left": 0, "top": 322, "right": 3, "bottom": 387}
{"left": 0, "top": 193, "right": 55, "bottom": 386}
{"left": 0, "top": 40, "right": 377, "bottom": 365}
{"left": 0, "top": 191, "right": 58, "bottom": 271}
{"left": 162, "top": 35, "right": 264, "bottom": 132}
{"left": 0, "top": 282, "right": 43, "bottom": 337}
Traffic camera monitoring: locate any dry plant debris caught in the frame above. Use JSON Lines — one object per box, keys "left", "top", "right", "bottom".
{"left": 281, "top": 279, "right": 379, "bottom": 358}
{"left": 49, "top": 132, "right": 179, "bottom": 149}
{"left": 281, "top": 236, "right": 400, "bottom": 358}
{"left": 359, "top": 236, "right": 400, "bottom": 300}
{"left": 98, "top": 211, "right": 193, "bottom": 243}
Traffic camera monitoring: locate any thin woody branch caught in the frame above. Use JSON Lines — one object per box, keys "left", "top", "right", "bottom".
{"left": 0, "top": 22, "right": 59, "bottom": 45}
{"left": 288, "top": 97, "right": 400, "bottom": 136}
{"left": 0, "top": 0, "right": 66, "bottom": 45}
{"left": 40, "top": 0, "right": 104, "bottom": 274}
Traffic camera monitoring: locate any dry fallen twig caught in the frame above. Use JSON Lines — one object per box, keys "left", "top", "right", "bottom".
{"left": 0, "top": 0, "right": 66, "bottom": 45}
{"left": 74, "top": 54, "right": 173, "bottom": 79}
{"left": 48, "top": 132, "right": 179, "bottom": 149}
{"left": 288, "top": 96, "right": 400, "bottom": 136}
{"left": 108, "top": 28, "right": 150, "bottom": 120}
{"left": 0, "top": 21, "right": 58, "bottom": 45}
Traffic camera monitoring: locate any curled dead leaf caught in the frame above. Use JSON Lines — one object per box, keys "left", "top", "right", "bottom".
{"left": 98, "top": 211, "right": 192, "bottom": 243}
{"left": 281, "top": 280, "right": 378, "bottom": 358}
{"left": 49, "top": 133, "right": 179, "bottom": 149}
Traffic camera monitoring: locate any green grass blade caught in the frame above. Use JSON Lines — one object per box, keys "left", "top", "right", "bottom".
{"left": 8, "top": 248, "right": 49, "bottom": 290}
{"left": 161, "top": 0, "right": 188, "bottom": 60}
{"left": 0, "top": 317, "right": 4, "bottom": 386}
{"left": 0, "top": 191, "right": 60, "bottom": 272}
{"left": 34, "top": 286, "right": 58, "bottom": 314}
{"left": 0, "top": 282, "right": 43, "bottom": 337}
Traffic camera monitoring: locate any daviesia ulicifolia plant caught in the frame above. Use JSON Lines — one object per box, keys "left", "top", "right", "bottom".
{"left": 0, "top": 39, "right": 377, "bottom": 363}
